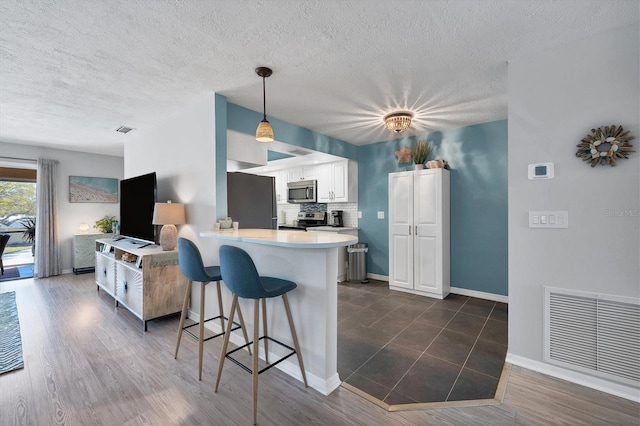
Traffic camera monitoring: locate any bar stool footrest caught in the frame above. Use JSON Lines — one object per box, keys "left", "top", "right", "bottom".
{"left": 183, "top": 315, "right": 242, "bottom": 342}
{"left": 226, "top": 336, "right": 297, "bottom": 375}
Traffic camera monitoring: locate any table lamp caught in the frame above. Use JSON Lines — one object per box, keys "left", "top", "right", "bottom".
{"left": 152, "top": 201, "right": 186, "bottom": 251}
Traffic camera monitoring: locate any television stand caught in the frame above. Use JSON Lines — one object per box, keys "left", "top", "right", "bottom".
{"left": 94, "top": 237, "right": 188, "bottom": 331}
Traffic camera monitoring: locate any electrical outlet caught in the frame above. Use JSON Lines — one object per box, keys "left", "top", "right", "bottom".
{"left": 377, "top": 211, "right": 385, "bottom": 219}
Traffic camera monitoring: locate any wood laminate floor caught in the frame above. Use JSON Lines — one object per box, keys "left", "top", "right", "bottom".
{"left": 337, "top": 280, "right": 507, "bottom": 405}
{"left": 1, "top": 274, "right": 638, "bottom": 425}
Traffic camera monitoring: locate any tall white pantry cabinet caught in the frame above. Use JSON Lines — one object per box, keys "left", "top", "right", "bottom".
{"left": 388, "top": 168, "right": 450, "bottom": 299}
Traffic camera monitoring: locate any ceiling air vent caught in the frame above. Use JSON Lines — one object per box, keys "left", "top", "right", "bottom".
{"left": 115, "top": 126, "right": 134, "bottom": 134}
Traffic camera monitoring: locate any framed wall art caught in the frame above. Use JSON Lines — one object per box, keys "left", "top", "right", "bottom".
{"left": 69, "top": 176, "right": 119, "bottom": 203}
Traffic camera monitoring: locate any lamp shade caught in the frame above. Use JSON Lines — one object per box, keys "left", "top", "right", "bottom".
{"left": 152, "top": 202, "right": 186, "bottom": 225}
{"left": 256, "top": 120, "right": 274, "bottom": 142}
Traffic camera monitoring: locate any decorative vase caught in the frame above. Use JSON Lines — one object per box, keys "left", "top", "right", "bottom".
{"left": 218, "top": 217, "right": 233, "bottom": 229}
{"left": 414, "top": 164, "right": 424, "bottom": 170}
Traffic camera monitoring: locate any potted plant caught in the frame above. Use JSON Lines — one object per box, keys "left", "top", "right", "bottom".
{"left": 95, "top": 215, "right": 116, "bottom": 234}
{"left": 20, "top": 217, "right": 36, "bottom": 255}
{"left": 412, "top": 139, "right": 432, "bottom": 170}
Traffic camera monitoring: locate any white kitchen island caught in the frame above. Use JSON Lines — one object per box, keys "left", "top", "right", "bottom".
{"left": 200, "top": 229, "right": 358, "bottom": 395}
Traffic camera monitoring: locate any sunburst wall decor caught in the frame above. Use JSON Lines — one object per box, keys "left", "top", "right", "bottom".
{"left": 576, "top": 125, "right": 635, "bottom": 167}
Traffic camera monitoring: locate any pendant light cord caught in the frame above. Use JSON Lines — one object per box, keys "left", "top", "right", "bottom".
{"left": 262, "top": 76, "right": 267, "bottom": 120}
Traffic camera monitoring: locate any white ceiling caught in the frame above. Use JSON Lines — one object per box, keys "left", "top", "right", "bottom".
{"left": 1, "top": 0, "right": 638, "bottom": 157}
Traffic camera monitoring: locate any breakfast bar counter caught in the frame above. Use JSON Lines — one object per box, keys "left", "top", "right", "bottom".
{"left": 200, "top": 229, "right": 357, "bottom": 395}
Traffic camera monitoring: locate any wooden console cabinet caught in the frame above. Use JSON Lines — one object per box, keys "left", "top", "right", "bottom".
{"left": 95, "top": 237, "right": 188, "bottom": 331}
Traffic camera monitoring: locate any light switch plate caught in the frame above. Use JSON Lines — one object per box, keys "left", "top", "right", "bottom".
{"left": 529, "top": 211, "right": 568, "bottom": 228}
{"left": 377, "top": 211, "right": 385, "bottom": 219}
{"left": 357, "top": 211, "right": 362, "bottom": 219}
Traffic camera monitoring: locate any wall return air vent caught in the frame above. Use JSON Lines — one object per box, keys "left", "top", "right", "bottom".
{"left": 544, "top": 287, "right": 640, "bottom": 387}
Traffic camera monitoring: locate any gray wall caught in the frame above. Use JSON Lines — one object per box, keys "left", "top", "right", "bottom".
{"left": 507, "top": 23, "right": 639, "bottom": 391}
{"left": 1, "top": 142, "right": 124, "bottom": 273}
{"left": 124, "top": 93, "right": 218, "bottom": 260}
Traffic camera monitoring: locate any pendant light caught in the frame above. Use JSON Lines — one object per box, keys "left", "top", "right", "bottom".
{"left": 255, "top": 66, "right": 274, "bottom": 142}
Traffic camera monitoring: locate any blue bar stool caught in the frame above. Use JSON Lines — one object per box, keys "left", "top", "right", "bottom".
{"left": 174, "top": 238, "right": 251, "bottom": 381}
{"left": 215, "top": 245, "right": 308, "bottom": 425}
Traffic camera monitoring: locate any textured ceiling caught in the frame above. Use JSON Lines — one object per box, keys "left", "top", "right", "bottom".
{"left": 1, "top": 0, "right": 638, "bottom": 157}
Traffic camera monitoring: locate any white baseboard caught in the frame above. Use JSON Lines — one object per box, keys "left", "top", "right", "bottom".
{"left": 365, "top": 274, "right": 507, "bottom": 303}
{"left": 450, "top": 287, "right": 508, "bottom": 303}
{"left": 188, "top": 310, "right": 339, "bottom": 396}
{"left": 364, "top": 276, "right": 507, "bottom": 303}
{"left": 506, "top": 352, "right": 640, "bottom": 403}
{"left": 366, "top": 273, "right": 388, "bottom": 282}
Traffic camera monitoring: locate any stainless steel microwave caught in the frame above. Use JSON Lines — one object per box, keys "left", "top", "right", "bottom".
{"left": 287, "top": 180, "right": 317, "bottom": 203}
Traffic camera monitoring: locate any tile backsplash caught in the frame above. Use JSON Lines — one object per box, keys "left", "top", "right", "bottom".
{"left": 277, "top": 202, "right": 358, "bottom": 228}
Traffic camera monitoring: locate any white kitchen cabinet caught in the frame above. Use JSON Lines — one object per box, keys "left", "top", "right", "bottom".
{"left": 288, "top": 166, "right": 317, "bottom": 182}
{"left": 317, "top": 160, "right": 358, "bottom": 203}
{"left": 288, "top": 167, "right": 303, "bottom": 181}
{"left": 263, "top": 170, "right": 289, "bottom": 204}
{"left": 388, "top": 168, "right": 450, "bottom": 299}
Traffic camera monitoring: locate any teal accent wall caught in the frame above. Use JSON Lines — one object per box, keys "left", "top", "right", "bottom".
{"left": 358, "top": 120, "right": 508, "bottom": 296}
{"left": 226, "top": 103, "right": 357, "bottom": 160}
{"left": 216, "top": 96, "right": 508, "bottom": 296}
{"left": 268, "top": 150, "right": 294, "bottom": 161}
{"left": 215, "top": 94, "right": 228, "bottom": 220}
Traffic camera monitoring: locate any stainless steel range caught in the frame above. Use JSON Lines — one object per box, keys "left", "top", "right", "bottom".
{"left": 278, "top": 212, "right": 327, "bottom": 231}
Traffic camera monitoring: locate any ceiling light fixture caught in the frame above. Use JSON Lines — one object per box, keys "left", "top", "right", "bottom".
{"left": 255, "top": 66, "right": 274, "bottom": 142}
{"left": 384, "top": 112, "right": 413, "bottom": 133}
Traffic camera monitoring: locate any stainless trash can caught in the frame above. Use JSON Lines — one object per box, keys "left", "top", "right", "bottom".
{"left": 347, "top": 243, "right": 369, "bottom": 283}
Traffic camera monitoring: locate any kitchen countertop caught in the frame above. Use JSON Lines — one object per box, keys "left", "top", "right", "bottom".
{"left": 200, "top": 228, "right": 357, "bottom": 248}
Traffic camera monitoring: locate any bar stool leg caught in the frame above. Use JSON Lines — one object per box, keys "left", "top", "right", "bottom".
{"left": 236, "top": 303, "right": 252, "bottom": 355}
{"left": 253, "top": 299, "right": 260, "bottom": 425}
{"left": 261, "top": 298, "right": 268, "bottom": 363}
{"left": 282, "top": 293, "right": 308, "bottom": 387}
{"left": 198, "top": 281, "right": 207, "bottom": 381}
{"left": 215, "top": 295, "right": 237, "bottom": 392}
{"left": 216, "top": 281, "right": 225, "bottom": 331}
{"left": 174, "top": 280, "right": 192, "bottom": 359}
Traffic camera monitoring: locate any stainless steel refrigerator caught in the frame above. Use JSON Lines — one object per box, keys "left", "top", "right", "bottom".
{"left": 227, "top": 172, "right": 277, "bottom": 229}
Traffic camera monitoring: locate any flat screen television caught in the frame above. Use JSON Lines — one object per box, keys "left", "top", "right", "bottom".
{"left": 119, "top": 172, "right": 157, "bottom": 243}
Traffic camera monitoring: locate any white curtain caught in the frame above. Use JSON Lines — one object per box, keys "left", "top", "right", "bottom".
{"left": 35, "top": 159, "right": 61, "bottom": 278}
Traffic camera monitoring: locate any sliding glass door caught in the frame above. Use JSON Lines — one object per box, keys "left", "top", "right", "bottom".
{"left": 0, "top": 167, "right": 36, "bottom": 278}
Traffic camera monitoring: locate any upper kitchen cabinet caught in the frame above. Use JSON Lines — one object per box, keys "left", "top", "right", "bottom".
{"left": 317, "top": 160, "right": 358, "bottom": 203}
{"left": 263, "top": 170, "right": 290, "bottom": 204}
{"left": 288, "top": 165, "right": 318, "bottom": 182}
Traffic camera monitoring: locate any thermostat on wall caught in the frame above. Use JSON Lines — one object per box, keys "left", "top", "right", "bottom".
{"left": 528, "top": 163, "right": 554, "bottom": 180}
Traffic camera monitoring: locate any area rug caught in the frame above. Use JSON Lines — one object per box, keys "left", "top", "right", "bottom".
{"left": 0, "top": 291, "right": 24, "bottom": 374}
{"left": 0, "top": 265, "right": 34, "bottom": 282}
{"left": 0, "top": 268, "right": 20, "bottom": 280}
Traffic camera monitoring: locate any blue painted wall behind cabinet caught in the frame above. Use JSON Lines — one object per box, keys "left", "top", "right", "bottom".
{"left": 358, "top": 120, "right": 508, "bottom": 296}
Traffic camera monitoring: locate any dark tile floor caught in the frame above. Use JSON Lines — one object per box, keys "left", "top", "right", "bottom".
{"left": 337, "top": 280, "right": 508, "bottom": 405}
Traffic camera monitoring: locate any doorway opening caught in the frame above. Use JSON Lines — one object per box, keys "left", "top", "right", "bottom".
{"left": 0, "top": 167, "right": 36, "bottom": 281}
